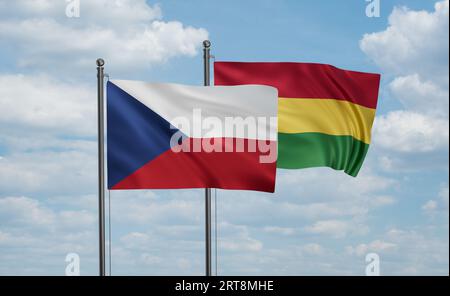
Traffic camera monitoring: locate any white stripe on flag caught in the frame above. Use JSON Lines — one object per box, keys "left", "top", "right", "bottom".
{"left": 110, "top": 80, "right": 278, "bottom": 141}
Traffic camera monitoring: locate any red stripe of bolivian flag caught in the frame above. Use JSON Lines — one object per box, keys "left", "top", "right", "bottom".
{"left": 214, "top": 62, "right": 381, "bottom": 177}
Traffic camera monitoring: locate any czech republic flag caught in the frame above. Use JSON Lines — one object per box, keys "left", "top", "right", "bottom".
{"left": 107, "top": 80, "right": 278, "bottom": 193}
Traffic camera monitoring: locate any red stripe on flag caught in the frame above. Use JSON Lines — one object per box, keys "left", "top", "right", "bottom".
{"left": 214, "top": 62, "right": 380, "bottom": 109}
{"left": 112, "top": 138, "right": 277, "bottom": 193}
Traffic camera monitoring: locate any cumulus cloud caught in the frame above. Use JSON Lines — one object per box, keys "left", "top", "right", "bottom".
{"left": 0, "top": 2, "right": 208, "bottom": 274}
{"left": 219, "top": 222, "right": 263, "bottom": 252}
{"left": 360, "top": 0, "right": 449, "bottom": 78}
{"left": 0, "top": 196, "right": 96, "bottom": 230}
{"left": 14, "top": 189, "right": 204, "bottom": 276}
{"left": 0, "top": 196, "right": 55, "bottom": 227}
{"left": 200, "top": 167, "right": 398, "bottom": 247}
{"left": 361, "top": 0, "right": 449, "bottom": 169}
{"left": 0, "top": 0, "right": 162, "bottom": 23}
{"left": 110, "top": 190, "right": 202, "bottom": 226}
{"left": 0, "top": 195, "right": 98, "bottom": 275}
{"left": 373, "top": 111, "right": 449, "bottom": 152}
{"left": 345, "top": 226, "right": 448, "bottom": 275}
{"left": 0, "top": 0, "right": 208, "bottom": 73}
{"left": 0, "top": 0, "right": 447, "bottom": 276}
{"left": 113, "top": 220, "right": 266, "bottom": 274}
{"left": 384, "top": 228, "right": 449, "bottom": 275}
{"left": 0, "top": 74, "right": 95, "bottom": 136}
{"left": 0, "top": 143, "right": 96, "bottom": 196}
{"left": 389, "top": 74, "right": 449, "bottom": 116}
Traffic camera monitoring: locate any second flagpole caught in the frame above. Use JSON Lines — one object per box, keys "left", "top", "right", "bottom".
{"left": 203, "top": 40, "right": 212, "bottom": 277}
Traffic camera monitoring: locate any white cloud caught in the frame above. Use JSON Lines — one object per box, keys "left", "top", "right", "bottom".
{"left": 110, "top": 191, "right": 202, "bottom": 225}
{"left": 0, "top": 195, "right": 99, "bottom": 275}
{"left": 0, "top": 196, "right": 96, "bottom": 229}
{"left": 0, "top": 74, "right": 95, "bottom": 136}
{"left": 0, "top": 78, "right": 97, "bottom": 196}
{"left": 0, "top": 196, "right": 55, "bottom": 227}
{"left": 0, "top": 0, "right": 162, "bottom": 25}
{"left": 344, "top": 227, "right": 448, "bottom": 275}
{"left": 277, "top": 167, "right": 395, "bottom": 201}
{"left": 360, "top": 0, "right": 449, "bottom": 78}
{"left": 384, "top": 228, "right": 449, "bottom": 275}
{"left": 210, "top": 167, "right": 396, "bottom": 247}
{"left": 0, "top": 2, "right": 208, "bottom": 274}
{"left": 115, "top": 228, "right": 205, "bottom": 275}
{"left": 361, "top": 0, "right": 449, "bottom": 163}
{"left": 304, "top": 220, "right": 347, "bottom": 237}
{"left": 0, "top": 0, "right": 447, "bottom": 276}
{"left": 389, "top": 74, "right": 449, "bottom": 116}
{"left": 373, "top": 111, "right": 449, "bottom": 152}
{"left": 0, "top": 145, "right": 96, "bottom": 195}
{"left": 0, "top": 0, "right": 208, "bottom": 73}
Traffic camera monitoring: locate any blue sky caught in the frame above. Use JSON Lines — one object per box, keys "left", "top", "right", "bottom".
{"left": 0, "top": 0, "right": 448, "bottom": 275}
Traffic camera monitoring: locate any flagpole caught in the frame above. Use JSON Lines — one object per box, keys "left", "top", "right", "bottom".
{"left": 203, "top": 40, "right": 212, "bottom": 277}
{"left": 96, "top": 58, "right": 106, "bottom": 276}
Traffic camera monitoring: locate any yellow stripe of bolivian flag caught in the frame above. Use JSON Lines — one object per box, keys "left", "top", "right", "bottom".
{"left": 278, "top": 98, "right": 376, "bottom": 144}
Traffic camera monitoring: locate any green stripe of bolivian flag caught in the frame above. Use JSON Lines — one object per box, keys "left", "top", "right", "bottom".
{"left": 278, "top": 133, "right": 370, "bottom": 177}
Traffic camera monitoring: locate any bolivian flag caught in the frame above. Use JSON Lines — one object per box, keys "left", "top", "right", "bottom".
{"left": 214, "top": 62, "right": 380, "bottom": 177}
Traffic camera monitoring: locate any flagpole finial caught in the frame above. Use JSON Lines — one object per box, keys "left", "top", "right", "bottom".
{"left": 203, "top": 40, "right": 211, "bottom": 48}
{"left": 96, "top": 58, "right": 105, "bottom": 67}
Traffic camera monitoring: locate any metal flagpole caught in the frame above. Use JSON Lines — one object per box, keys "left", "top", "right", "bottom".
{"left": 96, "top": 58, "right": 106, "bottom": 276}
{"left": 203, "top": 40, "right": 213, "bottom": 277}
